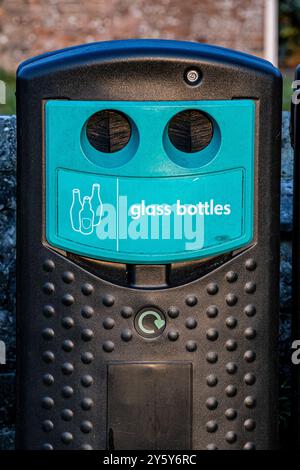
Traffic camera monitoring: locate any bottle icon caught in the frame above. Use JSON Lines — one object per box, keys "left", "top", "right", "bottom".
{"left": 90, "top": 183, "right": 103, "bottom": 226}
{"left": 70, "top": 189, "right": 82, "bottom": 232}
{"left": 79, "top": 196, "right": 94, "bottom": 235}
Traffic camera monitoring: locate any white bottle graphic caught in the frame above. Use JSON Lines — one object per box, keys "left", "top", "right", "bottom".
{"left": 79, "top": 196, "right": 94, "bottom": 235}
{"left": 90, "top": 183, "right": 103, "bottom": 226}
{"left": 70, "top": 189, "right": 82, "bottom": 232}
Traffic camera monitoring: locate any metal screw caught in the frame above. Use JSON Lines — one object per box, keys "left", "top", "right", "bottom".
{"left": 185, "top": 69, "right": 200, "bottom": 85}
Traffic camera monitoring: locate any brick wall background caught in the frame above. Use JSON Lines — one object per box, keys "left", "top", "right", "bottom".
{"left": 0, "top": 0, "right": 265, "bottom": 72}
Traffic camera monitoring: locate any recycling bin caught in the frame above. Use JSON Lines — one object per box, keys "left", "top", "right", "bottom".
{"left": 16, "top": 40, "right": 282, "bottom": 450}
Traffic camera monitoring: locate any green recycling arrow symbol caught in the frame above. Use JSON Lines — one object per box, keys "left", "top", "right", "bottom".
{"left": 138, "top": 310, "right": 166, "bottom": 335}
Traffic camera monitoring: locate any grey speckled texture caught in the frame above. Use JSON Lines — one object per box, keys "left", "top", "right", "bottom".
{"left": 0, "top": 113, "right": 294, "bottom": 449}
{"left": 0, "top": 116, "right": 16, "bottom": 450}
{"left": 0, "top": 116, "right": 16, "bottom": 366}
{"left": 281, "top": 111, "right": 293, "bottom": 233}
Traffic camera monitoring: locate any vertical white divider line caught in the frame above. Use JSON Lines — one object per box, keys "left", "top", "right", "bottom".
{"left": 116, "top": 177, "right": 119, "bottom": 252}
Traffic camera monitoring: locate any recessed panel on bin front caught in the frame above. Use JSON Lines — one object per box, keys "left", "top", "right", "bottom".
{"left": 45, "top": 100, "right": 255, "bottom": 263}
{"left": 107, "top": 362, "right": 192, "bottom": 450}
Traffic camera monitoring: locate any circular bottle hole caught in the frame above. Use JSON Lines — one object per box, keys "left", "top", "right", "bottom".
{"left": 86, "top": 110, "right": 131, "bottom": 153}
{"left": 167, "top": 109, "right": 213, "bottom": 153}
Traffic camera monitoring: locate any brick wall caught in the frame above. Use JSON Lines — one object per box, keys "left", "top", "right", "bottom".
{"left": 0, "top": 0, "right": 265, "bottom": 72}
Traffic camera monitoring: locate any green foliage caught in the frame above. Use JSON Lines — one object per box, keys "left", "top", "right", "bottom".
{"left": 283, "top": 71, "right": 294, "bottom": 111}
{"left": 0, "top": 70, "right": 16, "bottom": 115}
{"left": 280, "top": 0, "right": 300, "bottom": 59}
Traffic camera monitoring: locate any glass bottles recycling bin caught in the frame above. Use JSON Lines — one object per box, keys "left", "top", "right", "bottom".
{"left": 16, "top": 40, "right": 282, "bottom": 450}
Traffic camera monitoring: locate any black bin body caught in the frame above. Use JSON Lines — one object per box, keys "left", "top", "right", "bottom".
{"left": 16, "top": 40, "right": 282, "bottom": 450}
